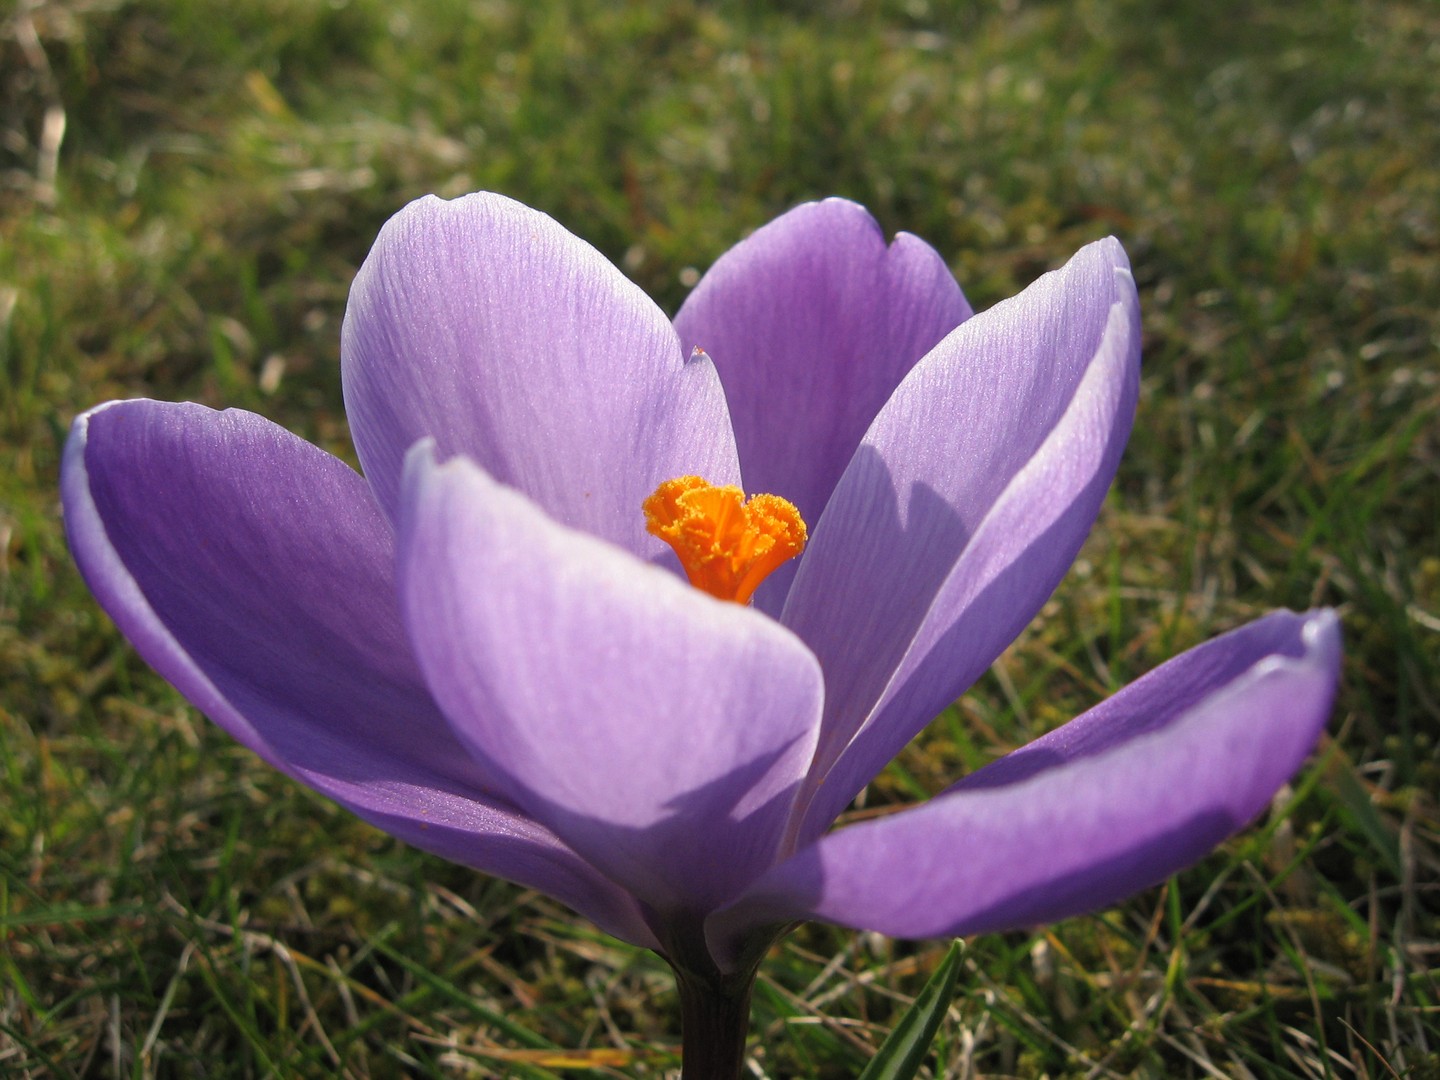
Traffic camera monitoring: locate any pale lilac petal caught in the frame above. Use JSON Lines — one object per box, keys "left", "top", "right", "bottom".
{"left": 714, "top": 610, "right": 1341, "bottom": 955}
{"left": 62, "top": 400, "right": 656, "bottom": 947}
{"left": 783, "top": 238, "right": 1141, "bottom": 837}
{"left": 341, "top": 192, "right": 739, "bottom": 557}
{"left": 397, "top": 444, "right": 823, "bottom": 920}
{"left": 673, "top": 200, "right": 971, "bottom": 613}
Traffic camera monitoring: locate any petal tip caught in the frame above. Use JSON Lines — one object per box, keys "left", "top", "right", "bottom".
{"left": 1297, "top": 607, "right": 1344, "bottom": 681}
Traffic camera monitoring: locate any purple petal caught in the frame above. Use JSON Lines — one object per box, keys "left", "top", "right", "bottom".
{"left": 783, "top": 238, "right": 1141, "bottom": 837}
{"left": 62, "top": 400, "right": 656, "bottom": 948}
{"left": 397, "top": 444, "right": 824, "bottom": 920}
{"left": 341, "top": 192, "right": 739, "bottom": 558}
{"left": 715, "top": 610, "right": 1341, "bottom": 952}
{"left": 673, "top": 199, "right": 971, "bottom": 613}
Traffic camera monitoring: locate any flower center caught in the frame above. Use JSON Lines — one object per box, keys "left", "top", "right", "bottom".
{"left": 643, "top": 476, "right": 808, "bottom": 604}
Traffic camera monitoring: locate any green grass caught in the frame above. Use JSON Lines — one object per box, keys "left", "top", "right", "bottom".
{"left": 2, "top": 0, "right": 1437, "bottom": 1075}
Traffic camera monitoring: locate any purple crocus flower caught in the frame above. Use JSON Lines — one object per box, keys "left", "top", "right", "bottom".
{"left": 63, "top": 193, "right": 1340, "bottom": 1077}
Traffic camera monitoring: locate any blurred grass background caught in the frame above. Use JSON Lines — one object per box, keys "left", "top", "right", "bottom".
{"left": 1, "top": 0, "right": 1436, "bottom": 1076}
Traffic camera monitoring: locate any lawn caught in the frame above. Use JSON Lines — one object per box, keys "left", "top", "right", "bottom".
{"left": 1, "top": 0, "right": 1436, "bottom": 1076}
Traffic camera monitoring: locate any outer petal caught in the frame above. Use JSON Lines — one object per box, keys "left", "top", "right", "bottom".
{"left": 673, "top": 199, "right": 972, "bottom": 612}
{"left": 784, "top": 238, "right": 1141, "bottom": 837}
{"left": 62, "top": 400, "right": 656, "bottom": 948}
{"left": 714, "top": 610, "right": 1341, "bottom": 954}
{"left": 341, "top": 192, "right": 739, "bottom": 557}
{"left": 397, "top": 444, "right": 824, "bottom": 920}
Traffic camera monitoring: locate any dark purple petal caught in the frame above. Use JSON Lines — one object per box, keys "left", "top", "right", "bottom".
{"left": 397, "top": 444, "right": 824, "bottom": 918}
{"left": 783, "top": 238, "right": 1141, "bottom": 838}
{"left": 673, "top": 199, "right": 971, "bottom": 613}
{"left": 341, "top": 192, "right": 739, "bottom": 559}
{"left": 62, "top": 400, "right": 657, "bottom": 947}
{"left": 713, "top": 610, "right": 1340, "bottom": 955}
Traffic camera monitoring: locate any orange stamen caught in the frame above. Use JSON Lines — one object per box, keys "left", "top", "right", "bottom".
{"left": 644, "top": 476, "right": 807, "bottom": 604}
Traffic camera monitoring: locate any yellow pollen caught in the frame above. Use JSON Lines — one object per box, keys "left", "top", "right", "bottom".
{"left": 644, "top": 476, "right": 808, "bottom": 604}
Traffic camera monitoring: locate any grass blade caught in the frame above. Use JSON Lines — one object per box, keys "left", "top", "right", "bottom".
{"left": 856, "top": 941, "right": 962, "bottom": 1080}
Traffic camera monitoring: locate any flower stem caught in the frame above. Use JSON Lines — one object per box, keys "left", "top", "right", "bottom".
{"left": 674, "top": 965, "right": 755, "bottom": 1080}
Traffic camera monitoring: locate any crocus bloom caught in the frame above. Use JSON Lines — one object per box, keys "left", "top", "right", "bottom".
{"left": 63, "top": 193, "right": 1340, "bottom": 1077}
